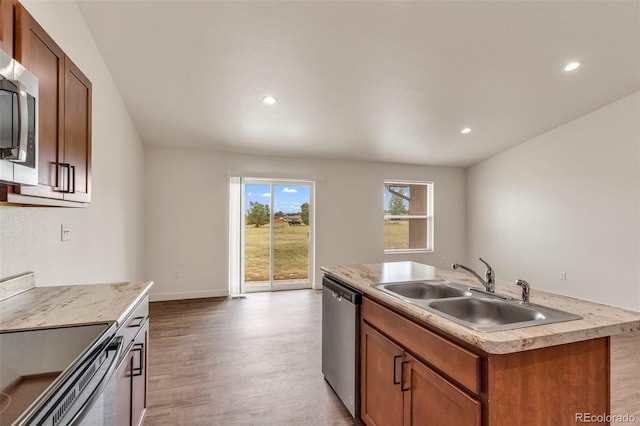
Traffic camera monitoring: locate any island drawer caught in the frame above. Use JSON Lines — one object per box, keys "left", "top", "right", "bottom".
{"left": 362, "top": 297, "right": 481, "bottom": 395}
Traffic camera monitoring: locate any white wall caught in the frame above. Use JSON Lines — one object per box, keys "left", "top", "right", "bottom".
{"left": 0, "top": 1, "right": 145, "bottom": 285}
{"left": 467, "top": 92, "right": 640, "bottom": 310}
{"left": 144, "top": 147, "right": 466, "bottom": 300}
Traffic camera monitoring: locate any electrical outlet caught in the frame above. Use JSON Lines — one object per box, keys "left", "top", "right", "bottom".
{"left": 560, "top": 272, "right": 567, "bottom": 281}
{"left": 172, "top": 271, "right": 180, "bottom": 280}
{"left": 61, "top": 224, "right": 70, "bottom": 241}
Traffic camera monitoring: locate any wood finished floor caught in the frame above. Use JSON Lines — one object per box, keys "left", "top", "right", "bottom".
{"left": 146, "top": 290, "right": 638, "bottom": 425}
{"left": 145, "top": 290, "right": 361, "bottom": 426}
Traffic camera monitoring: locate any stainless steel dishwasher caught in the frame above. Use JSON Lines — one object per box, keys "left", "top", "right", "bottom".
{"left": 321, "top": 275, "right": 362, "bottom": 418}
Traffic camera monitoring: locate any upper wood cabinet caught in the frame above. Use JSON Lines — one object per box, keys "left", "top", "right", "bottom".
{"left": 13, "top": 4, "right": 65, "bottom": 201}
{"left": 62, "top": 57, "right": 92, "bottom": 203}
{"left": 0, "top": 0, "right": 14, "bottom": 56}
{"left": 2, "top": 3, "right": 92, "bottom": 206}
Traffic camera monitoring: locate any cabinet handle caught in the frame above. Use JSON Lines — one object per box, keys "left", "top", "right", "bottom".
{"left": 55, "top": 163, "right": 67, "bottom": 192}
{"left": 128, "top": 316, "right": 145, "bottom": 328}
{"left": 55, "top": 163, "right": 74, "bottom": 193}
{"left": 69, "top": 164, "right": 75, "bottom": 193}
{"left": 400, "top": 360, "right": 410, "bottom": 392}
{"left": 393, "top": 354, "right": 402, "bottom": 385}
{"left": 132, "top": 343, "right": 144, "bottom": 376}
{"left": 63, "top": 163, "right": 71, "bottom": 193}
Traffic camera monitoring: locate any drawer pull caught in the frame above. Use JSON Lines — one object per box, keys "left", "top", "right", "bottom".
{"left": 128, "top": 316, "right": 145, "bottom": 328}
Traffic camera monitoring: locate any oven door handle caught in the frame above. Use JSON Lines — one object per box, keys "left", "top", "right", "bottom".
{"left": 69, "top": 336, "right": 123, "bottom": 426}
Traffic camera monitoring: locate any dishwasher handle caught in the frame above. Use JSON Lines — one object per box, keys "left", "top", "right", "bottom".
{"left": 323, "top": 276, "right": 362, "bottom": 304}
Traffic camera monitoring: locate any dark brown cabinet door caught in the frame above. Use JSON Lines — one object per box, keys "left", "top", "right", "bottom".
{"left": 131, "top": 320, "right": 148, "bottom": 426}
{"left": 116, "top": 349, "right": 133, "bottom": 426}
{"left": 361, "top": 323, "right": 404, "bottom": 426}
{"left": 14, "top": 3, "right": 64, "bottom": 200}
{"left": 63, "top": 57, "right": 91, "bottom": 202}
{"left": 0, "top": 0, "right": 14, "bottom": 56}
{"left": 403, "top": 353, "right": 481, "bottom": 426}
{"left": 116, "top": 319, "right": 149, "bottom": 426}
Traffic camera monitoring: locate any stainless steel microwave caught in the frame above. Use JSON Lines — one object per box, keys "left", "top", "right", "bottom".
{"left": 0, "top": 47, "right": 38, "bottom": 186}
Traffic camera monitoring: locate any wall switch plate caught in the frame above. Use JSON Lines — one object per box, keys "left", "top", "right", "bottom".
{"left": 61, "top": 224, "right": 70, "bottom": 241}
{"left": 560, "top": 272, "right": 567, "bottom": 280}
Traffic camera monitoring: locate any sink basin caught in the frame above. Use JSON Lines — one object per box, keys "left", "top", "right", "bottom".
{"left": 427, "top": 297, "right": 582, "bottom": 332}
{"left": 429, "top": 298, "right": 544, "bottom": 325}
{"left": 371, "top": 279, "right": 582, "bottom": 332}
{"left": 373, "top": 280, "right": 472, "bottom": 300}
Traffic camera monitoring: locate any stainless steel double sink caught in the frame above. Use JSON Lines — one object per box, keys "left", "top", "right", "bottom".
{"left": 372, "top": 280, "right": 581, "bottom": 332}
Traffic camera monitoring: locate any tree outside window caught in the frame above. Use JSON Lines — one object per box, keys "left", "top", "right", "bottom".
{"left": 384, "top": 181, "right": 433, "bottom": 252}
{"left": 247, "top": 201, "right": 270, "bottom": 227}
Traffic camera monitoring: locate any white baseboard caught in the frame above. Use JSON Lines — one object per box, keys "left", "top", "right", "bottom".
{"left": 149, "top": 289, "right": 229, "bottom": 302}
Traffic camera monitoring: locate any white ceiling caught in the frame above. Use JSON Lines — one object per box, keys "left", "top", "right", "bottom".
{"left": 77, "top": 1, "right": 640, "bottom": 167}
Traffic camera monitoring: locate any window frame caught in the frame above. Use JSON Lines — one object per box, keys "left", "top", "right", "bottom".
{"left": 383, "top": 179, "right": 434, "bottom": 254}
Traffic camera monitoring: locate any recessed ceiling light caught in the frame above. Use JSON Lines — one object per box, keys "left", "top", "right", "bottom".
{"left": 563, "top": 62, "right": 581, "bottom": 72}
{"left": 262, "top": 96, "right": 277, "bottom": 105}
{"left": 461, "top": 127, "right": 472, "bottom": 134}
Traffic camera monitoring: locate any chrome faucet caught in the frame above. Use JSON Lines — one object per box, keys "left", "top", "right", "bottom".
{"left": 516, "top": 279, "right": 531, "bottom": 305}
{"left": 452, "top": 257, "right": 495, "bottom": 293}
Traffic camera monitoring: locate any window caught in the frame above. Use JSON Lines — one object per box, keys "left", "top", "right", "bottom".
{"left": 384, "top": 180, "right": 433, "bottom": 253}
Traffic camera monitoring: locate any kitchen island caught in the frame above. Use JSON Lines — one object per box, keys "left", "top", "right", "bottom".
{"left": 322, "top": 262, "right": 640, "bottom": 426}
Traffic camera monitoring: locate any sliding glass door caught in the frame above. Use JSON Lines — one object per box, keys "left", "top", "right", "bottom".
{"left": 241, "top": 178, "right": 313, "bottom": 293}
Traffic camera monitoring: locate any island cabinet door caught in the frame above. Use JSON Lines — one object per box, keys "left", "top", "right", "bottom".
{"left": 361, "top": 323, "right": 404, "bottom": 425}
{"left": 402, "top": 353, "right": 481, "bottom": 426}
{"left": 116, "top": 349, "right": 133, "bottom": 425}
{"left": 131, "top": 320, "right": 149, "bottom": 426}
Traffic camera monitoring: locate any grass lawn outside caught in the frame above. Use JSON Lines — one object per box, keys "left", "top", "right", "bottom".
{"left": 244, "top": 224, "right": 310, "bottom": 282}
{"left": 244, "top": 222, "right": 413, "bottom": 283}
{"left": 384, "top": 221, "right": 410, "bottom": 250}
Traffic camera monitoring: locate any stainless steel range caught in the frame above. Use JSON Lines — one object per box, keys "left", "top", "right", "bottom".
{"left": 0, "top": 322, "right": 121, "bottom": 426}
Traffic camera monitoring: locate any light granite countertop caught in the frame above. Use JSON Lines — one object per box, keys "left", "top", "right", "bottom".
{"left": 321, "top": 261, "right": 640, "bottom": 354}
{"left": 0, "top": 281, "right": 153, "bottom": 331}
